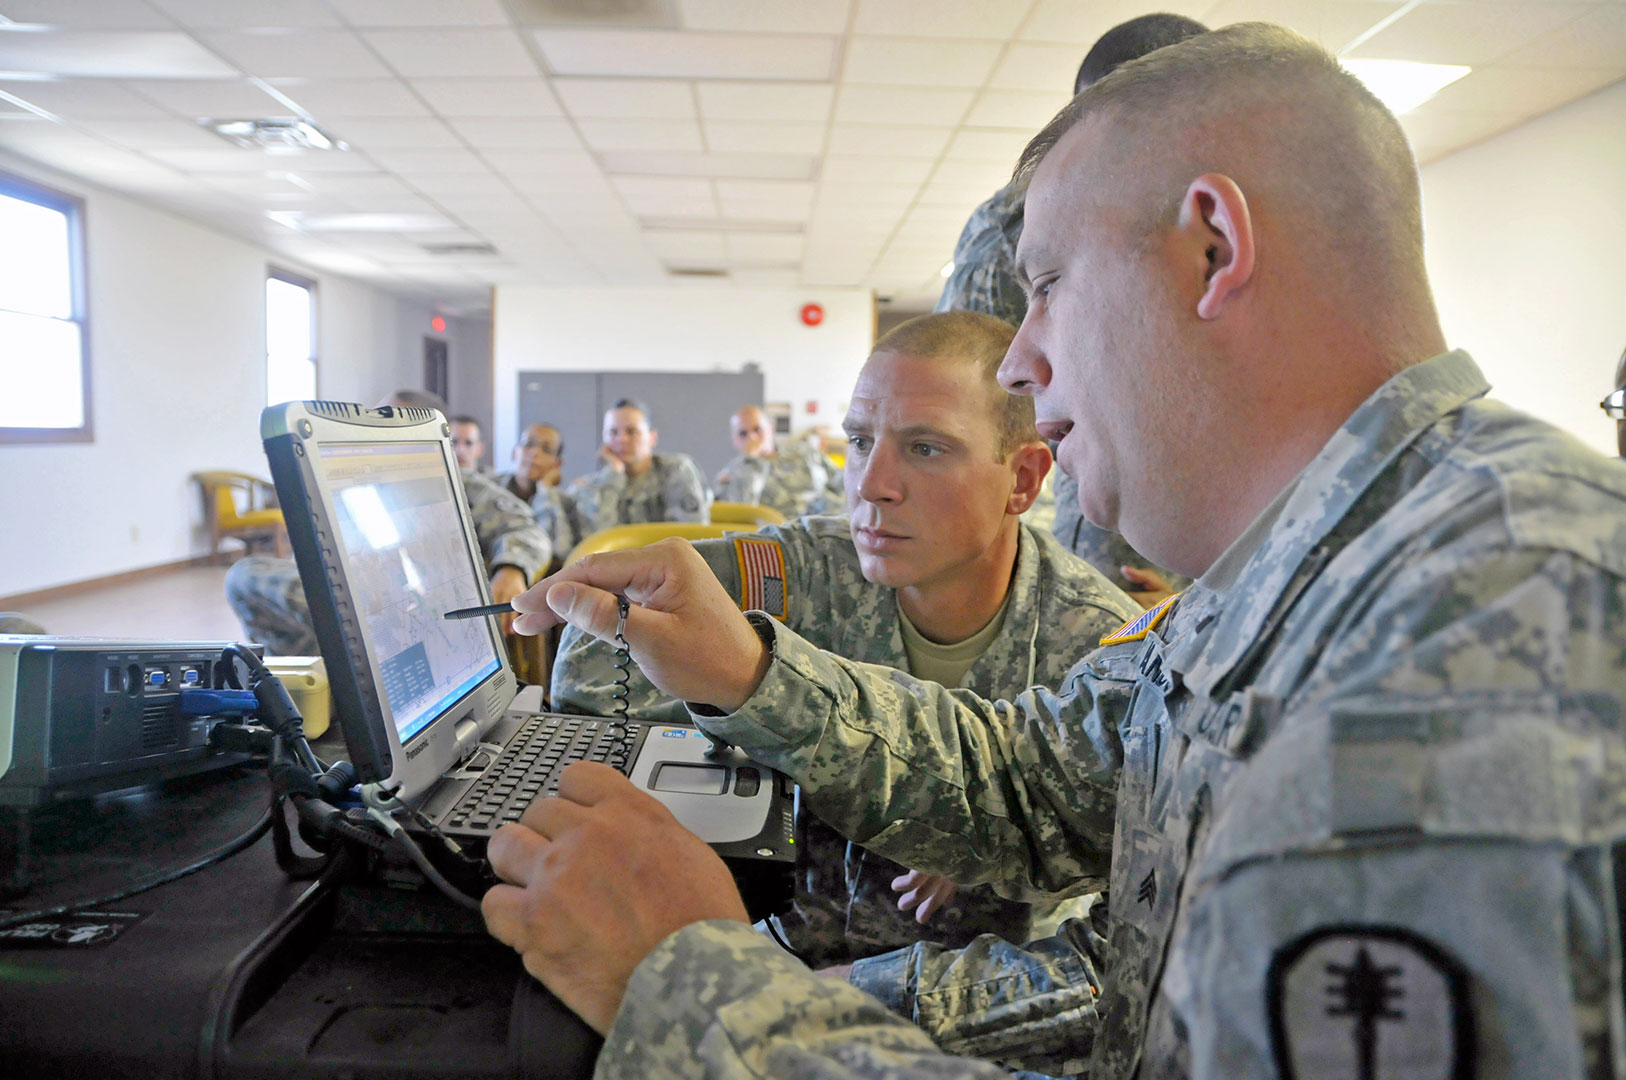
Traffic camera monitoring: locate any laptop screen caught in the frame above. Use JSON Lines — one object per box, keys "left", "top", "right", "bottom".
{"left": 314, "top": 440, "right": 501, "bottom": 743}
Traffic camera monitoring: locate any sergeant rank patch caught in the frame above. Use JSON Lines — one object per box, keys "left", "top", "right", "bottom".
{"left": 734, "top": 537, "right": 788, "bottom": 621}
{"left": 1268, "top": 925, "right": 1474, "bottom": 1080}
{"left": 1098, "top": 592, "right": 1180, "bottom": 646}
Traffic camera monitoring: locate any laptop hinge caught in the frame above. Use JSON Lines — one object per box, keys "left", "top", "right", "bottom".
{"left": 452, "top": 717, "right": 482, "bottom": 759}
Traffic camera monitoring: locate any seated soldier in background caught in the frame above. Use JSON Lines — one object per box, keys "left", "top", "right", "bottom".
{"left": 496, "top": 422, "right": 585, "bottom": 567}
{"left": 449, "top": 414, "right": 488, "bottom": 474}
{"left": 712, "top": 404, "right": 843, "bottom": 518}
{"left": 551, "top": 312, "right": 1138, "bottom": 1061}
{"left": 226, "top": 390, "right": 550, "bottom": 654}
{"left": 567, "top": 398, "right": 711, "bottom": 533}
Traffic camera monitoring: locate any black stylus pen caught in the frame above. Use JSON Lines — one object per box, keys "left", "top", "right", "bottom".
{"left": 442, "top": 601, "right": 516, "bottom": 620}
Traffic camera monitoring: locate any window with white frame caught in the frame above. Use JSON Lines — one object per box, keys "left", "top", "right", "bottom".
{"left": 266, "top": 270, "right": 316, "bottom": 405}
{"left": 0, "top": 173, "right": 90, "bottom": 443}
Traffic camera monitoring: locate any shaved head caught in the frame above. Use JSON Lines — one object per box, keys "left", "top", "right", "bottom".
{"left": 1018, "top": 23, "right": 1436, "bottom": 355}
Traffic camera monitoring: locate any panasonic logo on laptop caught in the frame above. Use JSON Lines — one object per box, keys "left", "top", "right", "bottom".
{"left": 403, "top": 733, "right": 435, "bottom": 761}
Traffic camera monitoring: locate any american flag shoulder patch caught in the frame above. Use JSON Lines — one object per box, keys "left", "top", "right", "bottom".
{"left": 1099, "top": 592, "right": 1182, "bottom": 646}
{"left": 734, "top": 537, "right": 789, "bottom": 621}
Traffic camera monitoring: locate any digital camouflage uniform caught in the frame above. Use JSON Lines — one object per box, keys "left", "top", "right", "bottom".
{"left": 591, "top": 351, "right": 1626, "bottom": 1079}
{"left": 567, "top": 452, "right": 711, "bottom": 534}
{"left": 494, "top": 471, "right": 586, "bottom": 566}
{"left": 937, "top": 179, "right": 1184, "bottom": 597}
{"left": 551, "top": 516, "right": 1138, "bottom": 980}
{"left": 712, "top": 442, "right": 844, "bottom": 519}
{"left": 225, "top": 469, "right": 551, "bottom": 656}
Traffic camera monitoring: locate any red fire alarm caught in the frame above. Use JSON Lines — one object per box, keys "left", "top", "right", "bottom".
{"left": 431, "top": 315, "right": 446, "bottom": 333}
{"left": 800, "top": 303, "right": 824, "bottom": 326}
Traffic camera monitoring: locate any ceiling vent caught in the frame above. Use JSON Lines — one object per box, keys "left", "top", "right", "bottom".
{"left": 422, "top": 242, "right": 500, "bottom": 257}
{"left": 503, "top": 0, "right": 676, "bottom": 27}
{"left": 202, "top": 117, "right": 346, "bottom": 152}
{"left": 665, "top": 266, "right": 730, "bottom": 279}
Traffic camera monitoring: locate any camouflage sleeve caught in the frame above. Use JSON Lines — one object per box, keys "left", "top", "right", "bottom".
{"left": 550, "top": 535, "right": 747, "bottom": 721}
{"left": 806, "top": 454, "right": 845, "bottom": 516}
{"left": 713, "top": 455, "right": 765, "bottom": 506}
{"left": 847, "top": 918, "right": 1104, "bottom": 1077}
{"left": 465, "top": 473, "right": 552, "bottom": 582}
{"left": 596, "top": 920, "right": 1010, "bottom": 1080}
{"left": 665, "top": 456, "right": 713, "bottom": 523}
{"left": 568, "top": 469, "right": 626, "bottom": 535}
{"left": 693, "top": 615, "right": 1130, "bottom": 900}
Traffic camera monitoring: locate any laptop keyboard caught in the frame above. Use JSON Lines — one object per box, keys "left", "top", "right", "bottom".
{"left": 445, "top": 714, "right": 644, "bottom": 832}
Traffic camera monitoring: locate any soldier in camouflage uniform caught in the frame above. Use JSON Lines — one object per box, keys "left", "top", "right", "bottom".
{"left": 483, "top": 26, "right": 1626, "bottom": 1079}
{"left": 568, "top": 398, "right": 711, "bottom": 533}
{"left": 553, "top": 313, "right": 1137, "bottom": 983}
{"left": 496, "top": 423, "right": 586, "bottom": 566}
{"left": 713, "top": 405, "right": 843, "bottom": 519}
{"left": 227, "top": 391, "right": 551, "bottom": 656}
{"left": 937, "top": 16, "right": 1205, "bottom": 602}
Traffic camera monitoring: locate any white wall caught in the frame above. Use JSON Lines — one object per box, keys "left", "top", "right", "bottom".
{"left": 1420, "top": 78, "right": 1626, "bottom": 457}
{"left": 492, "top": 286, "right": 872, "bottom": 461}
{"left": 0, "top": 152, "right": 436, "bottom": 596}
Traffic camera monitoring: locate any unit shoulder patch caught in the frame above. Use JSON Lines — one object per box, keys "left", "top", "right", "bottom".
{"left": 1268, "top": 924, "right": 1474, "bottom": 1080}
{"left": 1099, "top": 592, "right": 1181, "bottom": 646}
{"left": 733, "top": 536, "right": 789, "bottom": 621}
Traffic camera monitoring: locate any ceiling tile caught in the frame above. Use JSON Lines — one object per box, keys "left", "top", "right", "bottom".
{"left": 123, "top": 78, "right": 291, "bottom": 117}
{"left": 1202, "top": 0, "right": 1407, "bottom": 54}
{"left": 719, "top": 198, "right": 813, "bottom": 223}
{"left": 705, "top": 120, "right": 825, "bottom": 154}
{"left": 76, "top": 117, "right": 223, "bottom": 149}
{"left": 370, "top": 145, "right": 490, "bottom": 172}
{"left": 826, "top": 123, "right": 950, "bottom": 157}
{"left": 400, "top": 170, "right": 508, "bottom": 195}
{"left": 413, "top": 78, "right": 562, "bottom": 118}
{"left": 1345, "top": 1, "right": 1594, "bottom": 67}
{"left": 944, "top": 127, "right": 1031, "bottom": 164}
{"left": 301, "top": 173, "right": 416, "bottom": 197}
{"left": 927, "top": 155, "right": 1010, "bottom": 189}
{"left": 676, "top": 0, "right": 851, "bottom": 35}
{"left": 832, "top": 85, "right": 973, "bottom": 125}
{"left": 731, "top": 267, "right": 801, "bottom": 286}
{"left": 327, "top": 116, "right": 463, "bottom": 149}
{"left": 989, "top": 43, "right": 1081, "bottom": 92}
{"left": 727, "top": 232, "right": 804, "bottom": 263}
{"left": 814, "top": 180, "right": 921, "bottom": 206}
{"left": 0, "top": 80, "right": 171, "bottom": 119}
{"left": 202, "top": 30, "right": 390, "bottom": 79}
{"left": 0, "top": 30, "right": 238, "bottom": 78}
{"left": 611, "top": 175, "right": 717, "bottom": 216}
{"left": 1398, "top": 106, "right": 1523, "bottom": 164}
{"left": 853, "top": 0, "right": 1026, "bottom": 41}
{"left": 482, "top": 147, "right": 600, "bottom": 174}
{"left": 2, "top": 0, "right": 174, "bottom": 29}
{"left": 645, "top": 229, "right": 729, "bottom": 261}
{"left": 577, "top": 117, "right": 703, "bottom": 152}
{"left": 145, "top": 145, "right": 379, "bottom": 172}
{"left": 449, "top": 116, "right": 581, "bottom": 149}
{"left": 822, "top": 154, "right": 933, "bottom": 184}
{"left": 965, "top": 89, "right": 1066, "bottom": 129}
{"left": 146, "top": 0, "right": 341, "bottom": 30}
{"left": 1495, "top": 5, "right": 1626, "bottom": 70}
{"left": 842, "top": 37, "right": 1002, "bottom": 87}
{"left": 327, "top": 0, "right": 512, "bottom": 27}
{"left": 533, "top": 29, "right": 838, "bottom": 80}
{"left": 1422, "top": 63, "right": 1622, "bottom": 121}
{"left": 916, "top": 175, "right": 995, "bottom": 206}
{"left": 597, "top": 149, "right": 819, "bottom": 179}
{"left": 364, "top": 28, "right": 541, "bottom": 78}
{"left": 715, "top": 178, "right": 815, "bottom": 204}
{"left": 554, "top": 78, "right": 695, "bottom": 119}
{"left": 695, "top": 81, "right": 833, "bottom": 123}
{"left": 277, "top": 78, "right": 430, "bottom": 118}
{"left": 1020, "top": 0, "right": 1210, "bottom": 45}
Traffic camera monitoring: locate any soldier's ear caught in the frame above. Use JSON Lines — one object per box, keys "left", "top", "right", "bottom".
{"left": 1005, "top": 440, "right": 1051, "bottom": 515}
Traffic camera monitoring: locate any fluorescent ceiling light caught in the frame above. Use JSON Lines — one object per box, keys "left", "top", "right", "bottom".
{"left": 1341, "top": 58, "right": 1470, "bottom": 115}
{"left": 205, "top": 117, "right": 346, "bottom": 152}
{"left": 271, "top": 211, "right": 460, "bottom": 232}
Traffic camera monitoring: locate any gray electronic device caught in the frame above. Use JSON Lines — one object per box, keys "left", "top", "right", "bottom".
{"left": 0, "top": 636, "right": 259, "bottom": 808}
{"left": 260, "top": 401, "right": 794, "bottom": 868}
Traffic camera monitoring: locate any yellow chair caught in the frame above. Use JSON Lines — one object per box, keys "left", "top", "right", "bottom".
{"left": 709, "top": 501, "right": 787, "bottom": 527}
{"left": 193, "top": 471, "right": 286, "bottom": 563}
{"left": 565, "top": 522, "right": 738, "bottom": 565}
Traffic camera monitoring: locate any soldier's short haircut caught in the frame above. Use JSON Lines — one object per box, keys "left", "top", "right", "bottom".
{"left": 608, "top": 398, "right": 652, "bottom": 426}
{"left": 871, "top": 310, "right": 1035, "bottom": 459}
{"left": 1019, "top": 24, "right": 1424, "bottom": 290}
{"left": 450, "top": 415, "right": 481, "bottom": 430}
{"left": 1074, "top": 13, "right": 1208, "bottom": 94}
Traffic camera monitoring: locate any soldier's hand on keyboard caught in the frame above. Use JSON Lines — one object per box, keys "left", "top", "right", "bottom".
{"left": 482, "top": 760, "right": 748, "bottom": 1035}
{"left": 509, "top": 538, "right": 772, "bottom": 711}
